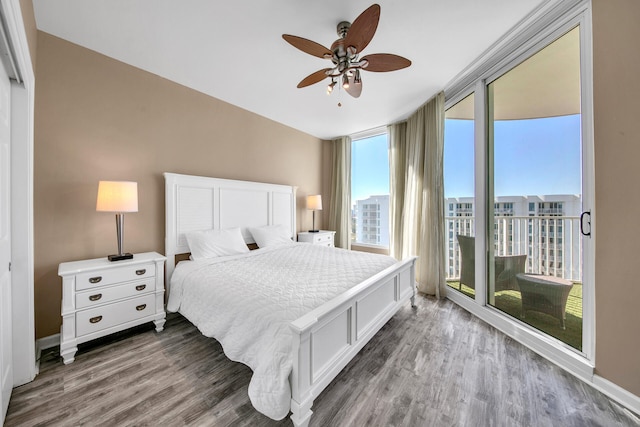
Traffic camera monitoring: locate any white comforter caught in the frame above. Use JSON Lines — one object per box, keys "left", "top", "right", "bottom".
{"left": 167, "top": 242, "right": 396, "bottom": 420}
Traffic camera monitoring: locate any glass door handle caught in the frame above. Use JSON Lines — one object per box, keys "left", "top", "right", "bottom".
{"left": 580, "top": 211, "right": 591, "bottom": 237}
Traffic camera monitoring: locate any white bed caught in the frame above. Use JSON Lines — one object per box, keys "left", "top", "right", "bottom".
{"left": 164, "top": 173, "right": 417, "bottom": 427}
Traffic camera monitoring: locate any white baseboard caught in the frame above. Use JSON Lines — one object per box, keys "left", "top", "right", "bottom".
{"left": 35, "top": 333, "right": 59, "bottom": 375}
{"left": 592, "top": 375, "right": 640, "bottom": 419}
{"left": 36, "top": 333, "right": 59, "bottom": 353}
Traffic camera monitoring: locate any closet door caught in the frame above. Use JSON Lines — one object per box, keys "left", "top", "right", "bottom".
{"left": 0, "top": 51, "right": 12, "bottom": 423}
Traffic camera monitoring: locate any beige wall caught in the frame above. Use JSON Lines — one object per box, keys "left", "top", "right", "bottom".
{"left": 34, "top": 32, "right": 327, "bottom": 338}
{"left": 592, "top": 0, "right": 640, "bottom": 397}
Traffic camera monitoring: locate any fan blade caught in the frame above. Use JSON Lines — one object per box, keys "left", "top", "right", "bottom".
{"left": 297, "top": 68, "right": 332, "bottom": 88}
{"left": 344, "top": 4, "right": 380, "bottom": 54}
{"left": 283, "top": 34, "right": 332, "bottom": 59}
{"left": 345, "top": 73, "right": 362, "bottom": 98}
{"left": 361, "top": 53, "right": 411, "bottom": 72}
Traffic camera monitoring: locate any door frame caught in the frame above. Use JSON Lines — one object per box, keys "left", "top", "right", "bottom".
{"left": 1, "top": 0, "right": 36, "bottom": 386}
{"left": 444, "top": 0, "right": 595, "bottom": 381}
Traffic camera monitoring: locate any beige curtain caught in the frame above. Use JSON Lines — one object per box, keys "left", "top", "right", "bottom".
{"left": 388, "top": 122, "right": 407, "bottom": 258}
{"left": 388, "top": 92, "right": 446, "bottom": 297}
{"left": 327, "top": 136, "right": 351, "bottom": 249}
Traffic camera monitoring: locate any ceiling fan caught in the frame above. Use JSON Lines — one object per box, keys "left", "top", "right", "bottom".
{"left": 282, "top": 4, "right": 411, "bottom": 98}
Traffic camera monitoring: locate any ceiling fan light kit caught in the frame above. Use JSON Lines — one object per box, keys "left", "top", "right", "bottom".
{"left": 342, "top": 73, "right": 350, "bottom": 89}
{"left": 283, "top": 4, "right": 411, "bottom": 99}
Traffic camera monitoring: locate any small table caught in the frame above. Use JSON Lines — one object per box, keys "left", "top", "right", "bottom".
{"left": 516, "top": 273, "right": 574, "bottom": 329}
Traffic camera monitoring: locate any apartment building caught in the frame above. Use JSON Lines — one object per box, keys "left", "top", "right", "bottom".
{"left": 446, "top": 195, "right": 582, "bottom": 281}
{"left": 353, "top": 195, "right": 390, "bottom": 246}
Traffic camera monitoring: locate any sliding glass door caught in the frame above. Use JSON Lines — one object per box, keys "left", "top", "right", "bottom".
{"left": 486, "top": 27, "right": 584, "bottom": 350}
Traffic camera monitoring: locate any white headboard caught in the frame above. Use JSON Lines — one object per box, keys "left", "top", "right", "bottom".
{"left": 164, "top": 173, "right": 297, "bottom": 283}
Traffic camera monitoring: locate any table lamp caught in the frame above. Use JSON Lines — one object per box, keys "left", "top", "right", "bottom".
{"left": 307, "top": 195, "right": 322, "bottom": 233}
{"left": 96, "top": 181, "right": 138, "bottom": 261}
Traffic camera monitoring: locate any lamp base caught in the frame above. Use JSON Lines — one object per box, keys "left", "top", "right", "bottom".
{"left": 108, "top": 253, "right": 133, "bottom": 262}
{"left": 308, "top": 230, "right": 320, "bottom": 233}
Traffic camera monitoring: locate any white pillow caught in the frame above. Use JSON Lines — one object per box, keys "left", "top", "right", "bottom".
{"left": 249, "top": 224, "right": 292, "bottom": 248}
{"left": 185, "top": 227, "right": 249, "bottom": 260}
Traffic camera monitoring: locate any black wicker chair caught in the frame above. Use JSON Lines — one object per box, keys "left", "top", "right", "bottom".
{"left": 457, "top": 234, "right": 527, "bottom": 293}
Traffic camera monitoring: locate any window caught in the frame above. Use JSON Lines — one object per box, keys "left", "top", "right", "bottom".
{"left": 444, "top": 92, "right": 475, "bottom": 297}
{"left": 351, "top": 133, "right": 390, "bottom": 247}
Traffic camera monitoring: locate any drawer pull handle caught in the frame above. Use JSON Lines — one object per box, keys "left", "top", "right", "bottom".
{"left": 89, "top": 315, "right": 102, "bottom": 324}
{"left": 89, "top": 276, "right": 102, "bottom": 284}
{"left": 136, "top": 304, "right": 147, "bottom": 311}
{"left": 135, "top": 269, "right": 146, "bottom": 276}
{"left": 135, "top": 284, "right": 146, "bottom": 291}
{"left": 89, "top": 294, "right": 102, "bottom": 301}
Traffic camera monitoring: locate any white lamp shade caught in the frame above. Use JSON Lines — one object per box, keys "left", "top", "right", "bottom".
{"left": 96, "top": 181, "right": 138, "bottom": 212}
{"left": 307, "top": 195, "right": 322, "bottom": 211}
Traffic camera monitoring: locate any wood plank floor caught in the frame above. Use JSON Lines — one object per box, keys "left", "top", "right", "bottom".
{"left": 6, "top": 295, "right": 640, "bottom": 427}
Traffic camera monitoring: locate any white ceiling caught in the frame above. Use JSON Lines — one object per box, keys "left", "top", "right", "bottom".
{"left": 32, "top": 0, "right": 546, "bottom": 140}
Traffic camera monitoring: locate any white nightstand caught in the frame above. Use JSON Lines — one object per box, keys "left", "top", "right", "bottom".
{"left": 58, "top": 252, "right": 166, "bottom": 364}
{"left": 297, "top": 230, "right": 336, "bottom": 247}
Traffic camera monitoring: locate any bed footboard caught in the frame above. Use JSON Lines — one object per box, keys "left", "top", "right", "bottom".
{"left": 288, "top": 257, "right": 417, "bottom": 427}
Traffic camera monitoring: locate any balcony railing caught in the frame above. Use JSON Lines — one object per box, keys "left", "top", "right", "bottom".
{"left": 446, "top": 215, "right": 582, "bottom": 282}
{"left": 537, "top": 208, "right": 564, "bottom": 215}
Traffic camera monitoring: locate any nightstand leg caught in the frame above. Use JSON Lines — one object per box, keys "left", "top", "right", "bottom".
{"left": 60, "top": 318, "right": 78, "bottom": 364}
{"left": 60, "top": 344, "right": 77, "bottom": 364}
{"left": 154, "top": 317, "right": 166, "bottom": 332}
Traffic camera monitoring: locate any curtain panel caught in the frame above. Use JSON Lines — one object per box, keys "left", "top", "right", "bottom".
{"left": 388, "top": 122, "right": 407, "bottom": 259}
{"left": 388, "top": 92, "right": 447, "bottom": 297}
{"left": 327, "top": 136, "right": 352, "bottom": 249}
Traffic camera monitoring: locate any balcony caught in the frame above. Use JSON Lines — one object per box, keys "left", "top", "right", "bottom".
{"left": 446, "top": 215, "right": 583, "bottom": 350}
{"left": 494, "top": 208, "right": 514, "bottom": 216}
{"left": 538, "top": 208, "right": 564, "bottom": 215}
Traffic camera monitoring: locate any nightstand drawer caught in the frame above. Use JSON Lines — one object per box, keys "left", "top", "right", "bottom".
{"left": 75, "top": 279, "right": 155, "bottom": 309}
{"left": 76, "top": 294, "right": 156, "bottom": 337}
{"left": 76, "top": 263, "right": 156, "bottom": 291}
{"left": 314, "top": 233, "right": 333, "bottom": 244}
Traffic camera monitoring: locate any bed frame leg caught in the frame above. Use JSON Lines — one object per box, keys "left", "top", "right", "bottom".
{"left": 410, "top": 295, "right": 416, "bottom": 307}
{"left": 290, "top": 409, "right": 312, "bottom": 427}
{"left": 290, "top": 400, "right": 313, "bottom": 427}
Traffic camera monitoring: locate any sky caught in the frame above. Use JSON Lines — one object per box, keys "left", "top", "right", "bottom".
{"left": 352, "top": 134, "right": 390, "bottom": 203}
{"left": 351, "top": 114, "right": 582, "bottom": 203}
{"left": 444, "top": 114, "right": 582, "bottom": 198}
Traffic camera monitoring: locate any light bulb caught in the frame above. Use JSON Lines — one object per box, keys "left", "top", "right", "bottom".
{"left": 342, "top": 74, "right": 349, "bottom": 89}
{"left": 327, "top": 80, "right": 336, "bottom": 95}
